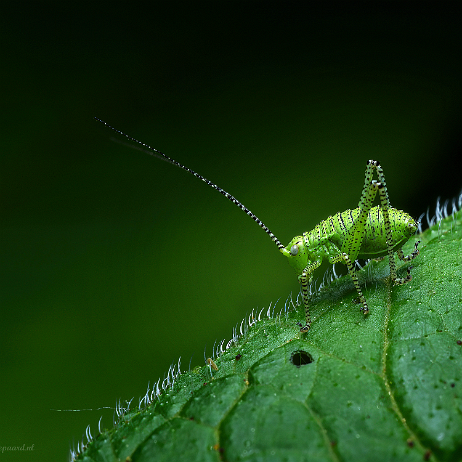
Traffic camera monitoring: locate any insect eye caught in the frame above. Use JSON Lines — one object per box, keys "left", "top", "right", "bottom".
{"left": 290, "top": 244, "right": 299, "bottom": 256}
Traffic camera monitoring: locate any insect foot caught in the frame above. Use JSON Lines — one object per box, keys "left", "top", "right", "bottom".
{"left": 352, "top": 296, "right": 370, "bottom": 314}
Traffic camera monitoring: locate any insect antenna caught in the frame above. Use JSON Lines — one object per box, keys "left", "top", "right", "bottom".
{"left": 96, "top": 118, "right": 285, "bottom": 250}
{"left": 106, "top": 133, "right": 177, "bottom": 167}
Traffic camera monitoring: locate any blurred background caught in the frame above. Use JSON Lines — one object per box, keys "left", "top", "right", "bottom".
{"left": 1, "top": 2, "right": 461, "bottom": 460}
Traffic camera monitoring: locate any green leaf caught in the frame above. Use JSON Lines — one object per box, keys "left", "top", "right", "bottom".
{"left": 73, "top": 210, "right": 462, "bottom": 462}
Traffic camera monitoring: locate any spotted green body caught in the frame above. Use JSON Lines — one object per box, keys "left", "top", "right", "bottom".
{"left": 98, "top": 120, "right": 419, "bottom": 334}
{"left": 285, "top": 206, "right": 416, "bottom": 269}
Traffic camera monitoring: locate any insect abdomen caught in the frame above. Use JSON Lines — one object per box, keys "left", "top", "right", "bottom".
{"left": 359, "top": 206, "right": 417, "bottom": 258}
{"left": 325, "top": 206, "right": 416, "bottom": 259}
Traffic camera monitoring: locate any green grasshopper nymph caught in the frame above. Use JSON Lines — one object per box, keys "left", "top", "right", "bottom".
{"left": 97, "top": 118, "right": 420, "bottom": 333}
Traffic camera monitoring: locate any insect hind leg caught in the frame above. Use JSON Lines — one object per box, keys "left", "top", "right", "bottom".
{"left": 341, "top": 176, "right": 380, "bottom": 261}
{"left": 394, "top": 241, "right": 420, "bottom": 285}
{"left": 363, "top": 160, "right": 400, "bottom": 281}
{"left": 342, "top": 252, "right": 369, "bottom": 315}
{"left": 397, "top": 241, "right": 420, "bottom": 262}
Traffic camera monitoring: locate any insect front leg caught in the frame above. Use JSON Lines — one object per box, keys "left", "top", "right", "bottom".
{"left": 298, "top": 258, "right": 322, "bottom": 333}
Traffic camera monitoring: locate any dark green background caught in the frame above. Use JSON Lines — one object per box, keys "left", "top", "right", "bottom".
{"left": 1, "top": 3, "right": 461, "bottom": 461}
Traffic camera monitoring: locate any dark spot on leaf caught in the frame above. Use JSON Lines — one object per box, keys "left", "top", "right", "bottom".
{"left": 457, "top": 340, "right": 462, "bottom": 345}
{"left": 451, "top": 383, "right": 455, "bottom": 388}
{"left": 407, "top": 438, "right": 414, "bottom": 448}
{"left": 290, "top": 350, "right": 313, "bottom": 367}
{"left": 235, "top": 354, "right": 242, "bottom": 361}
{"left": 423, "top": 449, "right": 431, "bottom": 461}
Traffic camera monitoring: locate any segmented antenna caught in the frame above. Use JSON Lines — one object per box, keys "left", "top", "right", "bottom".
{"left": 96, "top": 118, "right": 285, "bottom": 250}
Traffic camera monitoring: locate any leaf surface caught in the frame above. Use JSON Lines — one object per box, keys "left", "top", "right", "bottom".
{"left": 74, "top": 211, "right": 462, "bottom": 462}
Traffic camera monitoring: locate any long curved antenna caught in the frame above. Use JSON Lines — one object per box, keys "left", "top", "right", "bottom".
{"left": 96, "top": 118, "right": 285, "bottom": 251}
